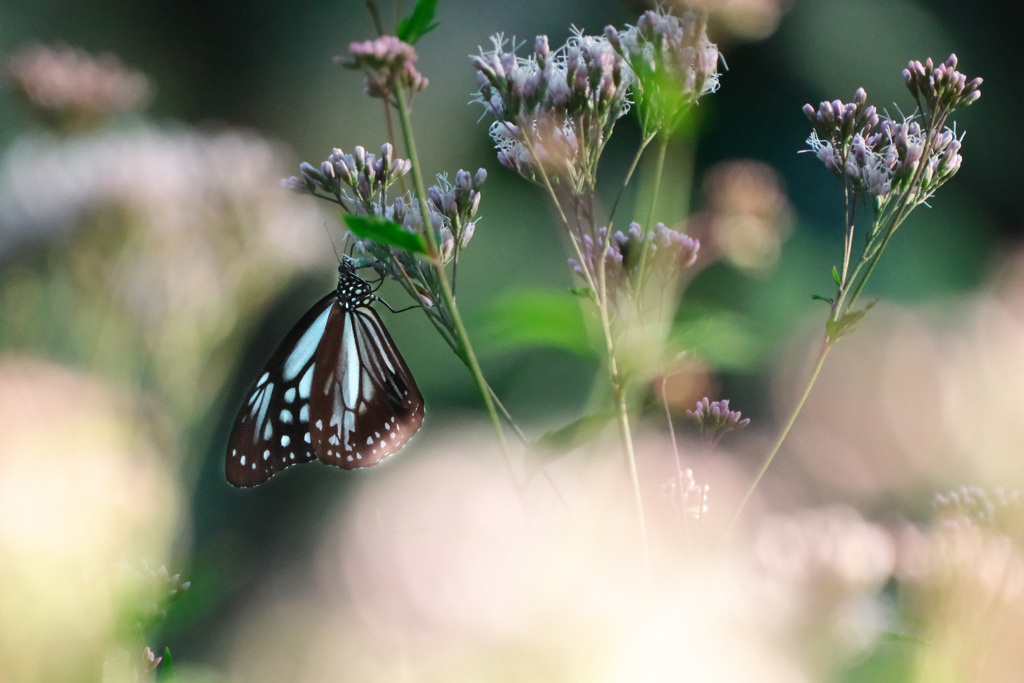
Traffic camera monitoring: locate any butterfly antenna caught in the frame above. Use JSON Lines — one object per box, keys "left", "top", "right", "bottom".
{"left": 323, "top": 223, "right": 343, "bottom": 265}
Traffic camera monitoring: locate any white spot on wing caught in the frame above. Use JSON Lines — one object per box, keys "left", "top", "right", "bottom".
{"left": 300, "top": 404, "right": 309, "bottom": 422}
{"left": 280, "top": 409, "right": 293, "bottom": 424}
{"left": 343, "top": 410, "right": 355, "bottom": 451}
{"left": 283, "top": 307, "right": 331, "bottom": 381}
{"left": 281, "top": 435, "right": 291, "bottom": 447}
{"left": 342, "top": 314, "right": 359, "bottom": 409}
{"left": 257, "top": 372, "right": 269, "bottom": 387}
{"left": 240, "top": 455, "right": 246, "bottom": 466}
{"left": 284, "top": 387, "right": 297, "bottom": 403}
{"left": 263, "top": 450, "right": 270, "bottom": 460}
{"left": 299, "top": 364, "right": 314, "bottom": 399}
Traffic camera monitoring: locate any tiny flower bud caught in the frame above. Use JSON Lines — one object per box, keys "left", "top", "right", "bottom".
{"left": 460, "top": 220, "right": 476, "bottom": 247}
{"left": 535, "top": 35, "right": 549, "bottom": 63}
{"left": 439, "top": 227, "right": 455, "bottom": 260}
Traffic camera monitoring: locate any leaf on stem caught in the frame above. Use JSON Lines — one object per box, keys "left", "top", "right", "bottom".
{"left": 531, "top": 410, "right": 618, "bottom": 458}
{"left": 396, "top": 0, "right": 440, "bottom": 44}
{"left": 158, "top": 647, "right": 175, "bottom": 681}
{"left": 811, "top": 294, "right": 834, "bottom": 304}
{"left": 832, "top": 265, "right": 842, "bottom": 286}
{"left": 670, "top": 305, "right": 762, "bottom": 370}
{"left": 471, "top": 287, "right": 594, "bottom": 358}
{"left": 344, "top": 215, "right": 428, "bottom": 254}
{"left": 826, "top": 301, "right": 877, "bottom": 340}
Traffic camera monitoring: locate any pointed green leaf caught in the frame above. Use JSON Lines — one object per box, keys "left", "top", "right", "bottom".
{"left": 567, "top": 286, "right": 595, "bottom": 301}
{"left": 344, "top": 215, "right": 427, "bottom": 255}
{"left": 811, "top": 294, "right": 834, "bottom": 304}
{"left": 396, "top": 0, "right": 440, "bottom": 44}
{"left": 471, "top": 287, "right": 594, "bottom": 358}
{"left": 159, "top": 647, "right": 175, "bottom": 681}
{"left": 670, "top": 305, "right": 762, "bottom": 370}
{"left": 532, "top": 411, "right": 618, "bottom": 457}
{"left": 832, "top": 265, "right": 842, "bottom": 286}
{"left": 827, "top": 301, "right": 877, "bottom": 340}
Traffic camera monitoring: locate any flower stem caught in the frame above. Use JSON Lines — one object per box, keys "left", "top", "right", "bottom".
{"left": 393, "top": 85, "right": 517, "bottom": 482}
{"left": 634, "top": 134, "right": 669, "bottom": 290}
{"left": 616, "top": 381, "right": 650, "bottom": 574}
{"left": 721, "top": 336, "right": 833, "bottom": 542}
{"left": 645, "top": 135, "right": 669, "bottom": 229}
{"left": 608, "top": 132, "right": 656, "bottom": 226}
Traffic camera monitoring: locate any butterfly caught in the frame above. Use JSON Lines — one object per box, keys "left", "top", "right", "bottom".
{"left": 226, "top": 258, "right": 423, "bottom": 487}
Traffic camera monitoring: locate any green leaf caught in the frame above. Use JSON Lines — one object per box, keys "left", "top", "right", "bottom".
{"left": 531, "top": 411, "right": 618, "bottom": 457}
{"left": 670, "top": 305, "right": 762, "bottom": 370}
{"left": 396, "top": 0, "right": 440, "bottom": 44}
{"left": 344, "top": 215, "right": 427, "bottom": 255}
{"left": 826, "top": 301, "right": 877, "bottom": 340}
{"left": 567, "top": 286, "right": 595, "bottom": 301}
{"left": 158, "top": 647, "right": 175, "bottom": 681}
{"left": 471, "top": 287, "right": 594, "bottom": 358}
{"left": 832, "top": 265, "right": 842, "bottom": 286}
{"left": 811, "top": 294, "right": 834, "bottom": 304}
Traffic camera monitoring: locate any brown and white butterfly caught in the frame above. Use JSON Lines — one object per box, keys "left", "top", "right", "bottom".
{"left": 225, "top": 258, "right": 423, "bottom": 487}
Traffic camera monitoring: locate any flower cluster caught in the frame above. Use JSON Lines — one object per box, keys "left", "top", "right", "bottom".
{"left": 352, "top": 169, "right": 486, "bottom": 325}
{"left": 687, "top": 397, "right": 749, "bottom": 445}
{"left": 426, "top": 168, "right": 487, "bottom": 259}
{"left": 473, "top": 31, "right": 631, "bottom": 191}
{"left": 5, "top": 42, "right": 151, "bottom": 130}
{"left": 805, "top": 95, "right": 965, "bottom": 210}
{"left": 803, "top": 56, "right": 980, "bottom": 211}
{"left": 343, "top": 35, "right": 428, "bottom": 100}
{"left": 606, "top": 9, "right": 722, "bottom": 136}
{"left": 568, "top": 221, "right": 699, "bottom": 289}
{"left": 283, "top": 143, "right": 411, "bottom": 211}
{"left": 904, "top": 54, "right": 982, "bottom": 118}
{"left": 934, "top": 486, "right": 1024, "bottom": 539}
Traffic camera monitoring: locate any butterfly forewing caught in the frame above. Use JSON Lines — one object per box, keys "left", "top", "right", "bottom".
{"left": 309, "top": 305, "right": 424, "bottom": 469}
{"left": 225, "top": 294, "right": 334, "bottom": 487}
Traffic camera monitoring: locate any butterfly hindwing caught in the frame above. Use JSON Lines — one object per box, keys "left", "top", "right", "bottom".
{"left": 225, "top": 293, "right": 335, "bottom": 487}
{"left": 309, "top": 305, "right": 424, "bottom": 469}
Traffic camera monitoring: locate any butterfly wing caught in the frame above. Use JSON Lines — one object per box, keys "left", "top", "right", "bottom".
{"left": 309, "top": 304, "right": 424, "bottom": 469}
{"left": 225, "top": 293, "right": 336, "bottom": 487}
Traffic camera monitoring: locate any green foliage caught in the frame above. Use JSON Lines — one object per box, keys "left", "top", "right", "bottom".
{"left": 826, "top": 300, "right": 877, "bottom": 340}
{"left": 159, "top": 647, "right": 175, "bottom": 681}
{"left": 671, "top": 305, "right": 763, "bottom": 370}
{"left": 396, "top": 0, "right": 440, "bottom": 44}
{"left": 343, "top": 215, "right": 428, "bottom": 254}
{"left": 472, "top": 287, "right": 594, "bottom": 358}
{"left": 531, "top": 411, "right": 617, "bottom": 458}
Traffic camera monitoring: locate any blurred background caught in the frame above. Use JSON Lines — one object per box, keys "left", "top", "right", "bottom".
{"left": 1, "top": 0, "right": 1023, "bottom": 681}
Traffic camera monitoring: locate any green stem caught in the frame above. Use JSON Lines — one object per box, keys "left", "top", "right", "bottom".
{"left": 608, "top": 132, "right": 656, "bottom": 227}
{"left": 616, "top": 382, "right": 650, "bottom": 573}
{"left": 721, "top": 336, "right": 833, "bottom": 542}
{"left": 634, "top": 134, "right": 669, "bottom": 290}
{"left": 393, "top": 85, "right": 516, "bottom": 481}
{"left": 646, "top": 135, "right": 669, "bottom": 229}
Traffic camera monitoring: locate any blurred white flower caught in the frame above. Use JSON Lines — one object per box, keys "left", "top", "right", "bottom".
{"left": 0, "top": 126, "right": 334, "bottom": 426}
{"left": 0, "top": 357, "right": 180, "bottom": 683}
